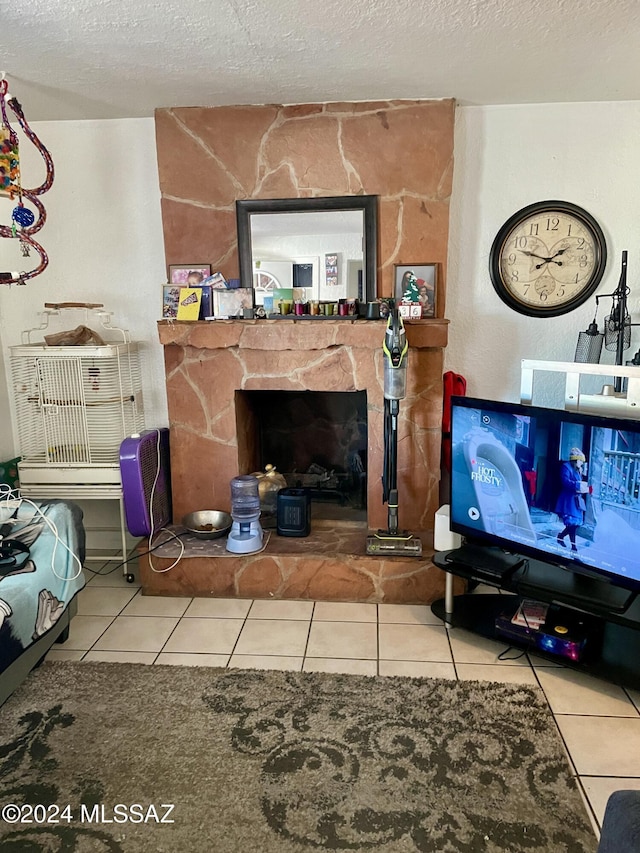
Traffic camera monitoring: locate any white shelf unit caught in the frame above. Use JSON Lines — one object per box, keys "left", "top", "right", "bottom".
{"left": 520, "top": 358, "right": 640, "bottom": 418}
{"left": 9, "top": 313, "right": 145, "bottom": 570}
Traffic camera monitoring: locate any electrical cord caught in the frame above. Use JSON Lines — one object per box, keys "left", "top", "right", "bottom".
{"left": 497, "top": 597, "right": 541, "bottom": 661}
{"left": 497, "top": 646, "right": 528, "bottom": 661}
{"left": 84, "top": 427, "right": 184, "bottom": 579}
{"left": 82, "top": 529, "right": 190, "bottom": 577}
{"left": 1, "top": 481, "right": 184, "bottom": 580}
{"left": 3, "top": 428, "right": 184, "bottom": 583}
{"left": 145, "top": 428, "right": 185, "bottom": 573}
{"left": 0, "top": 484, "right": 83, "bottom": 581}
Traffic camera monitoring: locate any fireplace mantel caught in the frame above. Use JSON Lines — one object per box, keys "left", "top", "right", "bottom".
{"left": 151, "top": 317, "right": 451, "bottom": 604}
{"left": 157, "top": 317, "right": 449, "bottom": 351}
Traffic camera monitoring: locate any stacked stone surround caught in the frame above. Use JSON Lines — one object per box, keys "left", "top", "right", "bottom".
{"left": 145, "top": 317, "right": 451, "bottom": 604}
{"left": 155, "top": 99, "right": 455, "bottom": 304}
{"left": 139, "top": 519, "right": 466, "bottom": 604}
{"left": 151, "top": 98, "right": 455, "bottom": 603}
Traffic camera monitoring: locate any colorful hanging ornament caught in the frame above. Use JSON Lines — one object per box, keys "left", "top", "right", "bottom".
{"left": 0, "top": 126, "right": 19, "bottom": 193}
{"left": 0, "top": 75, "right": 55, "bottom": 285}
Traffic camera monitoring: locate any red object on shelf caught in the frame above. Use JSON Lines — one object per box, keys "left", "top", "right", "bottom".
{"left": 442, "top": 371, "right": 467, "bottom": 472}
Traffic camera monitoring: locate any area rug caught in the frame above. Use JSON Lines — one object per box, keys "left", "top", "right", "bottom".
{"left": 0, "top": 663, "right": 596, "bottom": 852}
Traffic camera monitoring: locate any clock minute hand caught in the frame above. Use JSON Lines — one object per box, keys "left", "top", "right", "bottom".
{"left": 520, "top": 250, "right": 551, "bottom": 262}
{"left": 548, "top": 248, "right": 568, "bottom": 263}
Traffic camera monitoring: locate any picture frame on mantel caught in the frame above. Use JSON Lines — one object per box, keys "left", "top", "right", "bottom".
{"left": 394, "top": 264, "right": 437, "bottom": 318}
{"left": 162, "top": 284, "right": 182, "bottom": 318}
{"left": 168, "top": 264, "right": 211, "bottom": 286}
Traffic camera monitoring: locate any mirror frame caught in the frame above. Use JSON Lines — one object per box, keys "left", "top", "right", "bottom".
{"left": 236, "top": 195, "right": 378, "bottom": 308}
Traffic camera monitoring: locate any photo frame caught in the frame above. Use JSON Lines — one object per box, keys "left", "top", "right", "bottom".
{"left": 168, "top": 264, "right": 211, "bottom": 286}
{"left": 394, "top": 264, "right": 437, "bottom": 318}
{"left": 162, "top": 284, "right": 182, "bottom": 318}
{"left": 213, "top": 287, "right": 253, "bottom": 318}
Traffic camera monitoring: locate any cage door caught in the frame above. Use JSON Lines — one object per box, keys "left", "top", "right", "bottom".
{"left": 37, "top": 357, "right": 90, "bottom": 463}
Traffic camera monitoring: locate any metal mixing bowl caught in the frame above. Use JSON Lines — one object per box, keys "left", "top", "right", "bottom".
{"left": 182, "top": 510, "right": 232, "bottom": 540}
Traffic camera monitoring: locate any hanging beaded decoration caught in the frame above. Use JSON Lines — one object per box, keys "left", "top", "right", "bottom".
{"left": 0, "top": 76, "right": 54, "bottom": 285}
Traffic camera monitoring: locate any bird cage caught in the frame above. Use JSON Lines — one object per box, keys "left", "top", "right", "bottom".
{"left": 10, "top": 305, "right": 145, "bottom": 471}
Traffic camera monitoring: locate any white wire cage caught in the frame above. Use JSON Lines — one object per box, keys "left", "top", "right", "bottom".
{"left": 11, "top": 344, "right": 145, "bottom": 466}
{"left": 9, "top": 306, "right": 145, "bottom": 469}
{"left": 7, "top": 306, "right": 146, "bottom": 572}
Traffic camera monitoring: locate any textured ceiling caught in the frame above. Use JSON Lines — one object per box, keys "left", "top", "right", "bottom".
{"left": 3, "top": 0, "right": 640, "bottom": 121}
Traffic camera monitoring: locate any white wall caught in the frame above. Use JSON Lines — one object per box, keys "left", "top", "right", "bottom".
{"left": 0, "top": 117, "right": 167, "bottom": 463}
{"left": 446, "top": 101, "right": 640, "bottom": 403}
{"left": 0, "top": 117, "right": 166, "bottom": 546}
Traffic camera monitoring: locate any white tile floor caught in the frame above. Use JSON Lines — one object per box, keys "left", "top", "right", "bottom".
{"left": 48, "top": 562, "right": 640, "bottom": 837}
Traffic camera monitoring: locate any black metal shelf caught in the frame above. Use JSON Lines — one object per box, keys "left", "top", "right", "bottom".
{"left": 432, "top": 550, "right": 640, "bottom": 690}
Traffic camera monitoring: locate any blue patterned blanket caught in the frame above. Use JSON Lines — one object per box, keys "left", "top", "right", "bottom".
{"left": 0, "top": 499, "right": 86, "bottom": 673}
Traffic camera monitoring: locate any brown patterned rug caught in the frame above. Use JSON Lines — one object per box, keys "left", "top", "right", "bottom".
{"left": 0, "top": 662, "right": 596, "bottom": 852}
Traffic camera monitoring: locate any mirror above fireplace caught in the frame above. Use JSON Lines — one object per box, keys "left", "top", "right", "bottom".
{"left": 236, "top": 195, "right": 378, "bottom": 308}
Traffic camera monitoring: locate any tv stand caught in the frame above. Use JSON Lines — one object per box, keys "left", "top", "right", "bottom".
{"left": 443, "top": 543, "right": 527, "bottom": 584}
{"left": 432, "top": 546, "right": 640, "bottom": 690}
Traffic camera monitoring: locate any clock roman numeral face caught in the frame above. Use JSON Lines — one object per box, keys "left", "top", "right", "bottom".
{"left": 489, "top": 202, "right": 607, "bottom": 317}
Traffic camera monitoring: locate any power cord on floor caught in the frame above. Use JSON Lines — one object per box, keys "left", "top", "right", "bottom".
{"left": 497, "top": 645, "right": 529, "bottom": 661}
{"left": 83, "top": 529, "right": 190, "bottom": 577}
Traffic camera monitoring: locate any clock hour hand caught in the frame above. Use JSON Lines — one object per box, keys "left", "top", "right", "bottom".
{"left": 520, "top": 249, "right": 554, "bottom": 270}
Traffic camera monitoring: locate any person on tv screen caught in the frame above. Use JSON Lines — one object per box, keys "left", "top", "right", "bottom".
{"left": 555, "top": 447, "right": 588, "bottom": 552}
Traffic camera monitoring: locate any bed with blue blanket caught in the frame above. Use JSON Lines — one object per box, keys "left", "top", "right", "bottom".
{"left": 0, "top": 498, "right": 85, "bottom": 706}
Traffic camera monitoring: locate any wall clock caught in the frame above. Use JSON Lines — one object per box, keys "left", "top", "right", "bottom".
{"left": 489, "top": 200, "right": 607, "bottom": 317}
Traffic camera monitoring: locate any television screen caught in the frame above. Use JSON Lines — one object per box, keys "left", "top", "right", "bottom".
{"left": 449, "top": 396, "right": 640, "bottom": 594}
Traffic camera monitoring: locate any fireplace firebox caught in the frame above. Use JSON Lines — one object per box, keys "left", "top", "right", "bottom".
{"left": 238, "top": 390, "right": 367, "bottom": 520}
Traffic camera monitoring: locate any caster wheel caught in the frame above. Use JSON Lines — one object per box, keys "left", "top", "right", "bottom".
{"left": 126, "top": 573, "right": 135, "bottom": 584}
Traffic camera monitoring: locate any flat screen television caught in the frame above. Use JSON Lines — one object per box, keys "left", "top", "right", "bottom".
{"left": 449, "top": 396, "right": 640, "bottom": 614}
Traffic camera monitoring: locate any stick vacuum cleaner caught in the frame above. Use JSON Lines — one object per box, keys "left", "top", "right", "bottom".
{"left": 366, "top": 308, "right": 423, "bottom": 557}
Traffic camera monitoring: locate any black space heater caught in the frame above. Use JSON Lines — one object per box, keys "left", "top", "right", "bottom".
{"left": 277, "top": 488, "right": 311, "bottom": 537}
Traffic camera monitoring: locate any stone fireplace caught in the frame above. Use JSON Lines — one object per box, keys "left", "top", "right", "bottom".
{"left": 154, "top": 99, "right": 455, "bottom": 303}
{"left": 139, "top": 317, "right": 460, "bottom": 605}
{"left": 146, "top": 97, "right": 458, "bottom": 603}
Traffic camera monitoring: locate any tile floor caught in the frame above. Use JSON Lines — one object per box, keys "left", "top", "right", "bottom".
{"left": 47, "top": 561, "right": 640, "bottom": 840}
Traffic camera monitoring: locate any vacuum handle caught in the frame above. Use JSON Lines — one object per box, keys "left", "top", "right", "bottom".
{"left": 383, "top": 309, "right": 408, "bottom": 401}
